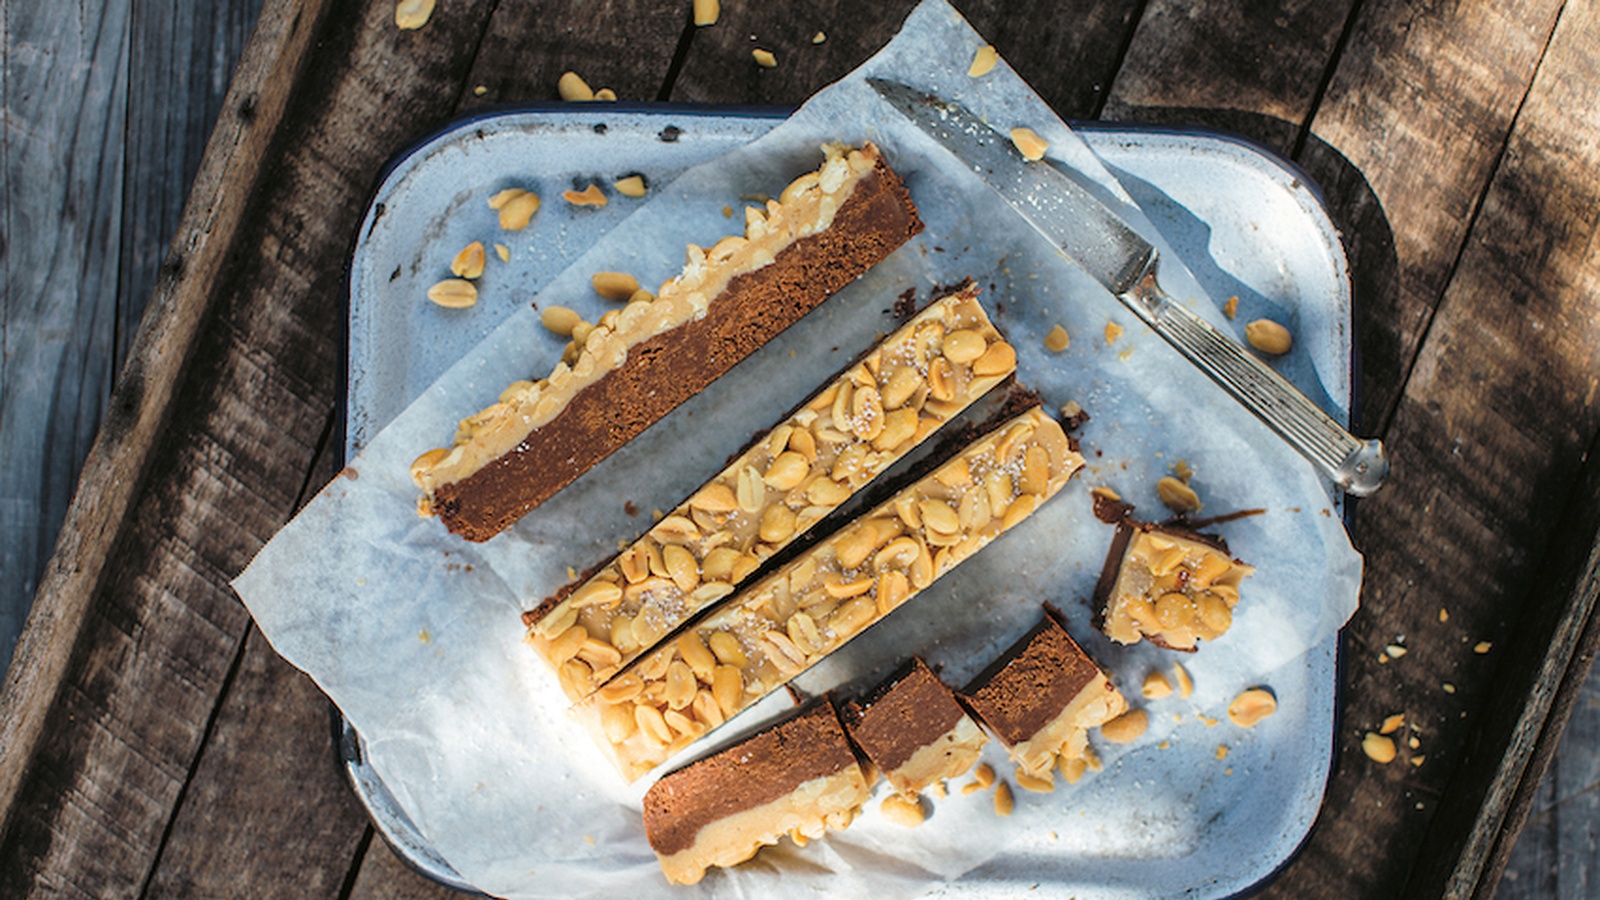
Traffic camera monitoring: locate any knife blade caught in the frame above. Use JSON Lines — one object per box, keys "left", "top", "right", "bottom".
{"left": 868, "top": 78, "right": 1388, "bottom": 496}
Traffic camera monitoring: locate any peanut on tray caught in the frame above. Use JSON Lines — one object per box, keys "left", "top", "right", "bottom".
{"left": 578, "top": 406, "right": 1084, "bottom": 781}
{"left": 524, "top": 284, "right": 1016, "bottom": 699}
{"left": 1096, "top": 524, "right": 1253, "bottom": 651}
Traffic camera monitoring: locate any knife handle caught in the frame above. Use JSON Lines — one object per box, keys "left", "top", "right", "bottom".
{"left": 1126, "top": 271, "right": 1389, "bottom": 497}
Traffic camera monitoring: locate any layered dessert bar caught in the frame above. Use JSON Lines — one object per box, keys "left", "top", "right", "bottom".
{"left": 411, "top": 143, "right": 923, "bottom": 541}
{"left": 1094, "top": 520, "right": 1253, "bottom": 650}
{"left": 842, "top": 657, "right": 986, "bottom": 795}
{"left": 581, "top": 406, "right": 1083, "bottom": 781}
{"left": 525, "top": 284, "right": 1016, "bottom": 699}
{"left": 642, "top": 702, "right": 870, "bottom": 885}
{"left": 962, "top": 607, "right": 1126, "bottom": 784}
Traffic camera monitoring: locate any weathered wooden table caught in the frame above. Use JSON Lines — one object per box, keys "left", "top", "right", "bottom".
{"left": 3, "top": 1, "right": 1597, "bottom": 897}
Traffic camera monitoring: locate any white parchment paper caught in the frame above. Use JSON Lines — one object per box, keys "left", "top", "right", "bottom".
{"left": 234, "top": 2, "right": 1363, "bottom": 897}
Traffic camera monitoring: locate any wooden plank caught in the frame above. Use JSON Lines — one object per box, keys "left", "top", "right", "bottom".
{"left": 1100, "top": 0, "right": 1355, "bottom": 155}
{"left": 1296, "top": 0, "right": 1563, "bottom": 432}
{"left": 1258, "top": 0, "right": 1600, "bottom": 895}
{"left": 142, "top": 627, "right": 369, "bottom": 895}
{"left": 0, "top": 0, "right": 504, "bottom": 894}
{"left": 159, "top": 1, "right": 692, "bottom": 894}
{"left": 0, "top": 0, "right": 130, "bottom": 673}
{"left": 667, "top": 0, "right": 1144, "bottom": 119}
{"left": 117, "top": 0, "right": 265, "bottom": 372}
{"left": 459, "top": 0, "right": 685, "bottom": 108}
{"left": 1485, "top": 605, "right": 1600, "bottom": 899}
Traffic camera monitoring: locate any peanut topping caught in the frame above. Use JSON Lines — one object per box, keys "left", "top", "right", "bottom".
{"left": 526, "top": 287, "right": 1015, "bottom": 697}
{"left": 412, "top": 145, "right": 897, "bottom": 501}
{"left": 1101, "top": 529, "right": 1253, "bottom": 650}
{"left": 578, "top": 408, "right": 1083, "bottom": 780}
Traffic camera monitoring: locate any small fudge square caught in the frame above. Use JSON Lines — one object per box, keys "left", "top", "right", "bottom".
{"left": 843, "top": 657, "right": 986, "bottom": 795}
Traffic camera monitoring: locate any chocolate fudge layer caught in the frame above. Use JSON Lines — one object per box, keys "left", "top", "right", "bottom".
{"left": 415, "top": 145, "right": 923, "bottom": 541}
{"left": 844, "top": 658, "right": 986, "bottom": 794}
{"left": 643, "top": 702, "right": 869, "bottom": 885}
{"left": 963, "top": 607, "right": 1126, "bottom": 781}
{"left": 1094, "top": 519, "right": 1253, "bottom": 651}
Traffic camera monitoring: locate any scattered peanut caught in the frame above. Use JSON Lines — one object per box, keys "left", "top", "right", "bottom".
{"left": 1474, "top": 641, "right": 1492, "bottom": 654}
{"left": 1100, "top": 708, "right": 1149, "bottom": 743}
{"left": 1156, "top": 476, "right": 1201, "bottom": 514}
{"left": 993, "top": 781, "right": 1015, "bottom": 816}
{"left": 1173, "top": 663, "right": 1194, "bottom": 699}
{"left": 1105, "top": 321, "right": 1124, "bottom": 345}
{"left": 613, "top": 175, "right": 647, "bottom": 198}
{"left": 427, "top": 279, "right": 477, "bottom": 309}
{"left": 1379, "top": 713, "right": 1405, "bottom": 735}
{"left": 968, "top": 44, "right": 999, "bottom": 77}
{"left": 1223, "top": 296, "right": 1239, "bottom": 319}
{"left": 1044, "top": 324, "right": 1070, "bottom": 352}
{"left": 1227, "top": 688, "right": 1278, "bottom": 728}
{"left": 752, "top": 48, "right": 777, "bottom": 68}
{"left": 1362, "top": 732, "right": 1397, "bottom": 764}
{"left": 540, "top": 305, "right": 583, "bottom": 337}
{"left": 491, "top": 189, "right": 541, "bottom": 230}
{"left": 494, "top": 243, "right": 511, "bottom": 262}
{"left": 558, "top": 71, "right": 595, "bottom": 102}
{"left": 591, "top": 271, "right": 640, "bottom": 300}
{"left": 451, "top": 241, "right": 486, "bottom": 279}
{"left": 563, "top": 184, "right": 608, "bottom": 207}
{"left": 1245, "top": 319, "right": 1293, "bottom": 355}
{"left": 394, "top": 0, "right": 435, "bottom": 30}
{"left": 812, "top": 31, "right": 827, "bottom": 44}
{"left": 1142, "top": 671, "right": 1173, "bottom": 699}
{"left": 879, "top": 792, "right": 926, "bottom": 827}
{"left": 693, "top": 0, "right": 720, "bottom": 26}
{"left": 1009, "top": 127, "right": 1049, "bottom": 162}
{"left": 594, "top": 88, "right": 617, "bottom": 101}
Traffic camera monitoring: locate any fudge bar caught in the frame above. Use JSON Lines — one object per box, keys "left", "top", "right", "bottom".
{"left": 1094, "top": 520, "right": 1253, "bottom": 650}
{"left": 526, "top": 284, "right": 1016, "bottom": 699}
{"left": 842, "top": 657, "right": 986, "bottom": 795}
{"left": 962, "top": 607, "right": 1126, "bottom": 783}
{"left": 582, "top": 406, "right": 1083, "bottom": 781}
{"left": 642, "top": 702, "right": 870, "bottom": 885}
{"left": 411, "top": 143, "right": 924, "bottom": 541}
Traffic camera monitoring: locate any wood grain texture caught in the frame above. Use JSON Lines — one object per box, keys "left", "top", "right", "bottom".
{"left": 1, "top": 0, "right": 130, "bottom": 672}
{"left": 0, "top": 0, "right": 501, "bottom": 894}
{"left": 459, "top": 0, "right": 685, "bottom": 108}
{"left": 0, "top": 0, "right": 330, "bottom": 854}
{"left": 1297, "top": 0, "right": 1564, "bottom": 433}
{"left": 1262, "top": 0, "right": 1600, "bottom": 895}
{"left": 117, "top": 0, "right": 265, "bottom": 372}
{"left": 349, "top": 836, "right": 461, "bottom": 900}
{"left": 1101, "top": 0, "right": 1354, "bottom": 155}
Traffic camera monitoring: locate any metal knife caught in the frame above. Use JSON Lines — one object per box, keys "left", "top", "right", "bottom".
{"left": 868, "top": 78, "right": 1388, "bottom": 496}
